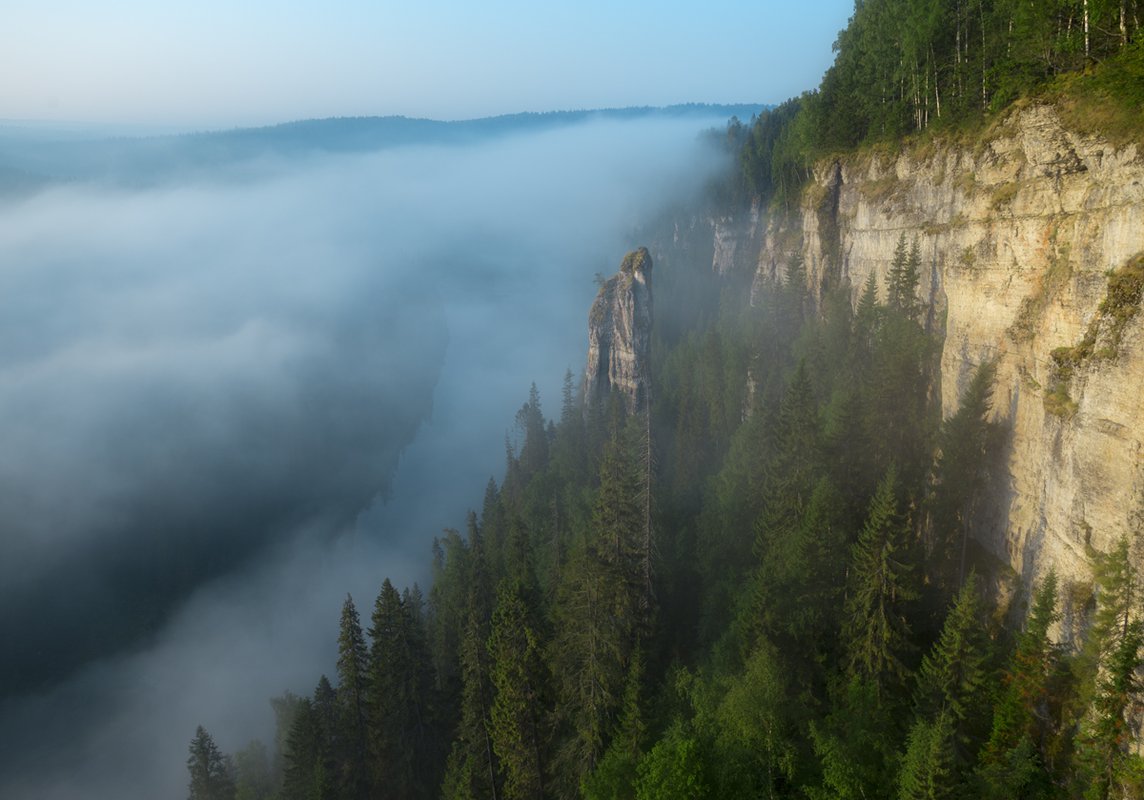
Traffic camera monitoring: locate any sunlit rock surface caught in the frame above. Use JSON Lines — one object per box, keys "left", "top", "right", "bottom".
{"left": 749, "top": 102, "right": 1144, "bottom": 594}
{"left": 585, "top": 247, "right": 653, "bottom": 414}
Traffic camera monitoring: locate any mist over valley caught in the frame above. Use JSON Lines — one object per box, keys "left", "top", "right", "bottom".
{"left": 0, "top": 109, "right": 735, "bottom": 799}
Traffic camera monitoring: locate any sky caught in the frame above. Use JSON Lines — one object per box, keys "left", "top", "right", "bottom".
{"left": 3, "top": 0, "right": 855, "bottom": 127}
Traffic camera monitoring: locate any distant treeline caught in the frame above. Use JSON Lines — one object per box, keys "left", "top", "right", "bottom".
{"left": 734, "top": 0, "right": 1144, "bottom": 203}
{"left": 0, "top": 104, "right": 766, "bottom": 191}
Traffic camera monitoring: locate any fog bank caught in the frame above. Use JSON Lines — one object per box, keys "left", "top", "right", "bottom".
{"left": 0, "top": 113, "right": 728, "bottom": 799}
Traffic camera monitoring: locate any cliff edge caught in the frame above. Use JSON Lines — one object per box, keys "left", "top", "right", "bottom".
{"left": 753, "top": 102, "right": 1144, "bottom": 591}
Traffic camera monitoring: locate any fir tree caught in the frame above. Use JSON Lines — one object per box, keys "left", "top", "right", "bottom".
{"left": 754, "top": 360, "right": 820, "bottom": 559}
{"left": 516, "top": 383, "right": 549, "bottom": 480}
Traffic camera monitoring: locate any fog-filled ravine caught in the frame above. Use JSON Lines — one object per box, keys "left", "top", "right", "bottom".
{"left": 0, "top": 109, "right": 739, "bottom": 800}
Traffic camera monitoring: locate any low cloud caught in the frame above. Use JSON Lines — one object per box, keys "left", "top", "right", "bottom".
{"left": 0, "top": 114, "right": 728, "bottom": 799}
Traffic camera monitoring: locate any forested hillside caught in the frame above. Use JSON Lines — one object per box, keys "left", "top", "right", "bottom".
{"left": 184, "top": 3, "right": 1144, "bottom": 799}
{"left": 735, "top": 0, "right": 1144, "bottom": 202}
{"left": 192, "top": 228, "right": 1144, "bottom": 799}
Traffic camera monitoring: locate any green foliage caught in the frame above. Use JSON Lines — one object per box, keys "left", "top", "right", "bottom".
{"left": 976, "top": 735, "right": 1052, "bottom": 800}
{"left": 335, "top": 595, "right": 370, "bottom": 800}
{"left": 844, "top": 466, "right": 918, "bottom": 698}
{"left": 233, "top": 739, "right": 275, "bottom": 800}
{"left": 931, "top": 361, "right": 1000, "bottom": 590}
{"left": 488, "top": 578, "right": 551, "bottom": 800}
{"left": 702, "top": 642, "right": 800, "bottom": 798}
{"left": 634, "top": 723, "right": 709, "bottom": 800}
{"left": 913, "top": 574, "right": 992, "bottom": 773}
{"left": 809, "top": 677, "right": 900, "bottom": 800}
{"left": 1074, "top": 621, "right": 1144, "bottom": 800}
{"left": 367, "top": 579, "right": 438, "bottom": 799}
{"left": 980, "top": 573, "right": 1060, "bottom": 769}
{"left": 580, "top": 650, "right": 647, "bottom": 800}
{"left": 221, "top": 78, "right": 1142, "bottom": 796}
{"left": 736, "top": 0, "right": 1144, "bottom": 207}
{"left": 897, "top": 710, "right": 956, "bottom": 800}
{"left": 281, "top": 699, "right": 334, "bottom": 800}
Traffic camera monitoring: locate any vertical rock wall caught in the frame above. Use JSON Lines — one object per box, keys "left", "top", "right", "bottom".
{"left": 585, "top": 247, "right": 653, "bottom": 414}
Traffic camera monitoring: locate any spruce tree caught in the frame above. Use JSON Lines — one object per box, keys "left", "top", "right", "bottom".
{"left": 897, "top": 710, "right": 956, "bottom": 800}
{"left": 914, "top": 574, "right": 991, "bottom": 766}
{"left": 755, "top": 360, "right": 820, "bottom": 560}
{"left": 441, "top": 519, "right": 500, "bottom": 800}
{"left": 368, "top": 579, "right": 416, "bottom": 799}
{"left": 931, "top": 362, "right": 998, "bottom": 590}
{"left": 188, "top": 725, "right": 236, "bottom": 800}
{"left": 843, "top": 466, "right": 917, "bottom": 699}
{"left": 487, "top": 578, "right": 551, "bottom": 800}
{"left": 335, "top": 595, "right": 369, "bottom": 800}
{"left": 282, "top": 700, "right": 334, "bottom": 800}
{"left": 516, "top": 383, "right": 549, "bottom": 480}
{"left": 232, "top": 739, "right": 275, "bottom": 800}
{"left": 980, "top": 572, "right": 1059, "bottom": 767}
{"left": 1074, "top": 620, "right": 1144, "bottom": 800}
{"left": 886, "top": 233, "right": 911, "bottom": 314}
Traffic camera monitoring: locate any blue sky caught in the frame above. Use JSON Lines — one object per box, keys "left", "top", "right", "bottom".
{"left": 4, "top": 0, "right": 854, "bottom": 127}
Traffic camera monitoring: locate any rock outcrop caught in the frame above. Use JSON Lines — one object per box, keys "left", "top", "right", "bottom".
{"left": 712, "top": 200, "right": 762, "bottom": 275}
{"left": 585, "top": 247, "right": 653, "bottom": 414}
{"left": 750, "top": 102, "right": 1144, "bottom": 591}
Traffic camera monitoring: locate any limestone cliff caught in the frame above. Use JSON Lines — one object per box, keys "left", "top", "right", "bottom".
{"left": 751, "top": 103, "right": 1144, "bottom": 591}
{"left": 585, "top": 247, "right": 653, "bottom": 414}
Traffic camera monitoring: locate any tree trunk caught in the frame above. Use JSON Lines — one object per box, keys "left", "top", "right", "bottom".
{"left": 1085, "top": 0, "right": 1091, "bottom": 61}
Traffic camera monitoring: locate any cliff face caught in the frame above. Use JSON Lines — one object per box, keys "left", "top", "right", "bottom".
{"left": 585, "top": 247, "right": 653, "bottom": 414}
{"left": 753, "top": 103, "right": 1144, "bottom": 588}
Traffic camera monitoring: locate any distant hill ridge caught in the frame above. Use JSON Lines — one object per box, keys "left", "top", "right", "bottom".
{"left": 0, "top": 103, "right": 766, "bottom": 191}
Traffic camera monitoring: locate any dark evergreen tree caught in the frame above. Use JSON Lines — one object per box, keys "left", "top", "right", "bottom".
{"left": 488, "top": 578, "right": 551, "bottom": 800}
{"left": 516, "top": 383, "right": 550, "bottom": 480}
{"left": 897, "top": 709, "right": 956, "bottom": 800}
{"left": 931, "top": 362, "right": 999, "bottom": 590}
{"left": 914, "top": 574, "right": 991, "bottom": 769}
{"left": 843, "top": 466, "right": 918, "bottom": 699}
{"left": 1074, "top": 620, "right": 1144, "bottom": 800}
{"left": 233, "top": 739, "right": 275, "bottom": 800}
{"left": 980, "top": 573, "right": 1059, "bottom": 770}
{"left": 188, "top": 725, "right": 236, "bottom": 800}
{"left": 367, "top": 578, "right": 435, "bottom": 799}
{"left": 441, "top": 518, "right": 500, "bottom": 800}
{"left": 811, "top": 676, "right": 900, "bottom": 800}
{"left": 335, "top": 595, "right": 369, "bottom": 800}
{"left": 282, "top": 699, "right": 334, "bottom": 800}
